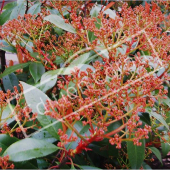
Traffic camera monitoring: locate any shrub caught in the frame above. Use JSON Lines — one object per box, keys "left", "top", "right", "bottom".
{"left": 0, "top": 0, "right": 170, "bottom": 169}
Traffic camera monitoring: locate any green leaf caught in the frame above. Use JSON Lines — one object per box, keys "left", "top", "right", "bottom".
{"left": 0, "top": 9, "right": 13, "bottom": 25}
{"left": 10, "top": 1, "right": 26, "bottom": 20}
{"left": 138, "top": 112, "right": 151, "bottom": 126}
{"left": 0, "top": 134, "right": 18, "bottom": 155}
{"left": 140, "top": 55, "right": 159, "bottom": 69}
{"left": 103, "top": 8, "right": 116, "bottom": 19}
{"left": 90, "top": 4, "right": 116, "bottom": 19}
{"left": 80, "top": 166, "right": 101, "bottom": 170}
{"left": 66, "top": 121, "right": 90, "bottom": 150}
{"left": 37, "top": 159, "right": 49, "bottom": 169}
{"left": 149, "top": 147, "right": 162, "bottom": 164}
{"left": 107, "top": 121, "right": 122, "bottom": 133}
{"left": 116, "top": 44, "right": 127, "bottom": 56}
{"left": 44, "top": 14, "right": 76, "bottom": 33}
{"left": 21, "top": 40, "right": 34, "bottom": 53}
{"left": 142, "top": 162, "right": 152, "bottom": 169}
{"left": 41, "top": 64, "right": 95, "bottom": 79}
{"left": 0, "top": 62, "right": 30, "bottom": 79}
{"left": 27, "top": 3, "right": 41, "bottom": 15}
{"left": 168, "top": 87, "right": 170, "bottom": 98}
{"left": 166, "top": 111, "right": 170, "bottom": 124}
{"left": 40, "top": 64, "right": 95, "bottom": 93}
{"left": 160, "top": 96, "right": 170, "bottom": 107}
{"left": 70, "top": 52, "right": 92, "bottom": 66}
{"left": 3, "top": 73, "right": 20, "bottom": 92}
{"left": 95, "top": 46, "right": 109, "bottom": 59}
{"left": 1, "top": 104, "right": 15, "bottom": 125}
{"left": 3, "top": 138, "right": 59, "bottom": 162}
{"left": 54, "top": 56, "right": 64, "bottom": 65}
{"left": 88, "top": 31, "right": 96, "bottom": 42}
{"left": 17, "top": 72, "right": 28, "bottom": 82}
{"left": 0, "top": 134, "right": 18, "bottom": 146}
{"left": 14, "top": 161, "right": 38, "bottom": 169}
{"left": 127, "top": 139, "right": 145, "bottom": 169}
{"left": 0, "top": 40, "right": 16, "bottom": 53}
{"left": 54, "top": 28, "right": 64, "bottom": 36}
{"left": 146, "top": 107, "right": 169, "bottom": 130}
{"left": 24, "top": 119, "right": 42, "bottom": 130}
{"left": 39, "top": 72, "right": 57, "bottom": 93}
{"left": 21, "top": 82, "right": 62, "bottom": 139}
{"left": 26, "top": 77, "right": 35, "bottom": 85}
{"left": 0, "top": 2, "right": 16, "bottom": 25}
{"left": 29, "top": 62, "right": 45, "bottom": 83}
{"left": 47, "top": 8, "right": 60, "bottom": 15}
{"left": 17, "top": 0, "right": 24, "bottom": 5}
{"left": 90, "top": 5, "right": 101, "bottom": 17}
{"left": 31, "top": 130, "right": 57, "bottom": 143}
{"left": 89, "top": 143, "right": 118, "bottom": 158}
{"left": 29, "top": 52, "right": 40, "bottom": 60}
{"left": 4, "top": 1, "right": 17, "bottom": 10}
{"left": 161, "top": 135, "right": 170, "bottom": 157}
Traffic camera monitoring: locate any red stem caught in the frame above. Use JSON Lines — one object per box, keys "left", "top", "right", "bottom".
{"left": 0, "top": 0, "right": 5, "bottom": 14}
{"left": 40, "top": 51, "right": 57, "bottom": 69}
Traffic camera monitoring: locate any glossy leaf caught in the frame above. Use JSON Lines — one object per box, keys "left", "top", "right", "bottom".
{"left": 44, "top": 14, "right": 76, "bottom": 33}
{"left": 10, "top": 1, "right": 26, "bottom": 20}
{"left": 0, "top": 2, "right": 16, "bottom": 25}
{"left": 0, "top": 62, "right": 30, "bottom": 78}
{"left": 29, "top": 62, "right": 45, "bottom": 83}
{"left": 54, "top": 56, "right": 64, "bottom": 64}
{"left": 21, "top": 82, "right": 62, "bottom": 139}
{"left": 166, "top": 111, "right": 170, "bottom": 124}
{"left": 127, "top": 139, "right": 145, "bottom": 169}
{"left": 3, "top": 138, "right": 59, "bottom": 162}
{"left": 42, "top": 64, "right": 95, "bottom": 78}
{"left": 31, "top": 130, "right": 57, "bottom": 143}
{"left": 70, "top": 52, "right": 92, "bottom": 66}
{"left": 138, "top": 112, "right": 151, "bottom": 126}
{"left": 0, "top": 9, "right": 13, "bottom": 25}
{"left": 0, "top": 134, "right": 18, "bottom": 155}
{"left": 66, "top": 121, "right": 90, "bottom": 150}
{"left": 0, "top": 40, "right": 16, "bottom": 53}
{"left": 37, "top": 159, "right": 49, "bottom": 169}
{"left": 80, "top": 166, "right": 101, "bottom": 170}
{"left": 90, "top": 5, "right": 101, "bottom": 17}
{"left": 161, "top": 135, "right": 170, "bottom": 157}
{"left": 3, "top": 73, "right": 20, "bottom": 92}
{"left": 146, "top": 107, "right": 169, "bottom": 130}
{"left": 142, "top": 162, "right": 152, "bottom": 170}
{"left": 89, "top": 143, "right": 118, "bottom": 158}
{"left": 17, "top": 72, "right": 28, "bottom": 82}
{"left": 107, "top": 121, "right": 122, "bottom": 133}
{"left": 88, "top": 31, "right": 96, "bottom": 42}
{"left": 40, "top": 64, "right": 95, "bottom": 92}
{"left": 1, "top": 104, "right": 15, "bottom": 125}
{"left": 161, "top": 96, "right": 170, "bottom": 107}
{"left": 149, "top": 147, "right": 162, "bottom": 164}
{"left": 27, "top": 3, "right": 41, "bottom": 15}
{"left": 17, "top": 0, "right": 24, "bottom": 5}
{"left": 39, "top": 72, "right": 57, "bottom": 93}
{"left": 90, "top": 4, "right": 116, "bottom": 19}
{"left": 14, "top": 161, "right": 38, "bottom": 169}
{"left": 4, "top": 1, "right": 17, "bottom": 10}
